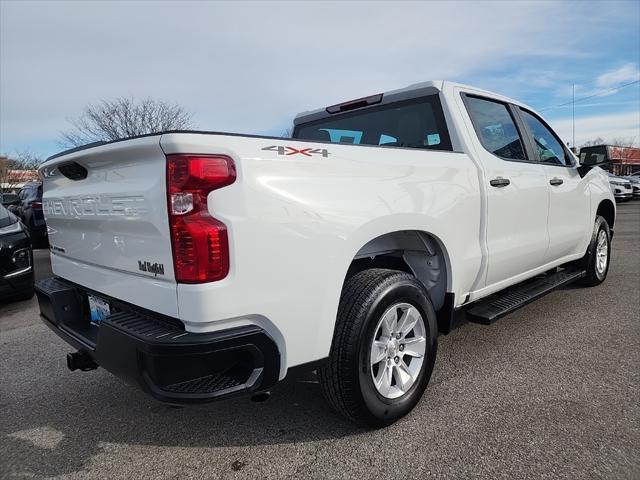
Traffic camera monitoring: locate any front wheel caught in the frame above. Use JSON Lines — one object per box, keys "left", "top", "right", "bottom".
{"left": 578, "top": 215, "right": 611, "bottom": 286}
{"left": 318, "top": 269, "right": 438, "bottom": 427}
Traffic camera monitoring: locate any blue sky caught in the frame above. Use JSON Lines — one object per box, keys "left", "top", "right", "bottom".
{"left": 1, "top": 0, "right": 639, "bottom": 159}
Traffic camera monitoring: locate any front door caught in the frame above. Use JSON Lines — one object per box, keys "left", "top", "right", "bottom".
{"left": 462, "top": 94, "right": 550, "bottom": 288}
{"left": 517, "top": 108, "right": 591, "bottom": 262}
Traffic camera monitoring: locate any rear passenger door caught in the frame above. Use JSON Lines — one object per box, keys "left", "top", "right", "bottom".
{"left": 463, "top": 95, "right": 550, "bottom": 288}
{"left": 517, "top": 108, "right": 591, "bottom": 262}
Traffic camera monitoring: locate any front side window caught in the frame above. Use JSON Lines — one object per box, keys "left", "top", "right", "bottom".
{"left": 464, "top": 96, "right": 526, "bottom": 161}
{"left": 293, "top": 95, "right": 452, "bottom": 151}
{"left": 520, "top": 110, "right": 570, "bottom": 166}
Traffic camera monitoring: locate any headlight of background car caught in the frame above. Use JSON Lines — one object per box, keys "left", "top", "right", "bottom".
{"left": 611, "top": 181, "right": 628, "bottom": 186}
{"left": 12, "top": 248, "right": 31, "bottom": 269}
{"left": 0, "top": 221, "right": 23, "bottom": 236}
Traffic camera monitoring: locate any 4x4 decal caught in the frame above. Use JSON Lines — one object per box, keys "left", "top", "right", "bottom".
{"left": 262, "top": 145, "right": 331, "bottom": 157}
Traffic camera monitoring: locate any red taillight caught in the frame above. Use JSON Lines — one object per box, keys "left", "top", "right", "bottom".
{"left": 166, "top": 154, "right": 236, "bottom": 283}
{"left": 30, "top": 201, "right": 42, "bottom": 209}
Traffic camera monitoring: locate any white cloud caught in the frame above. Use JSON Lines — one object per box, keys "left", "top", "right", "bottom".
{"left": 548, "top": 111, "right": 640, "bottom": 147}
{"left": 0, "top": 1, "right": 638, "bottom": 156}
{"left": 0, "top": 1, "right": 616, "bottom": 152}
{"left": 596, "top": 63, "right": 640, "bottom": 88}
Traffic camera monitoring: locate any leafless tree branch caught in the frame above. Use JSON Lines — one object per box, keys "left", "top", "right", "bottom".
{"left": 59, "top": 97, "right": 195, "bottom": 148}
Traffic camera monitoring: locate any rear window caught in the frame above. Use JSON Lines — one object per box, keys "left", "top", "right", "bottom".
{"left": 20, "top": 184, "right": 42, "bottom": 201}
{"left": 293, "top": 95, "right": 452, "bottom": 151}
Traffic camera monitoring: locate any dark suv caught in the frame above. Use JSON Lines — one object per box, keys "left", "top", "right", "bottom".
{"left": 0, "top": 203, "right": 34, "bottom": 301}
{"left": 11, "top": 182, "right": 47, "bottom": 246}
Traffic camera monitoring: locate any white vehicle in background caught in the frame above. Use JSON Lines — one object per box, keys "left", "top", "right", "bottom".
{"left": 608, "top": 173, "right": 634, "bottom": 202}
{"left": 623, "top": 173, "right": 640, "bottom": 199}
{"left": 35, "top": 81, "right": 614, "bottom": 427}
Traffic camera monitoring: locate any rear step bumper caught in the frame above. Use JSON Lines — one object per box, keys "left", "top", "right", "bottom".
{"left": 35, "top": 276, "right": 280, "bottom": 404}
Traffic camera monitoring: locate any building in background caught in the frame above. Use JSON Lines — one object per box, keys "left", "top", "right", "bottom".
{"left": 0, "top": 156, "right": 39, "bottom": 192}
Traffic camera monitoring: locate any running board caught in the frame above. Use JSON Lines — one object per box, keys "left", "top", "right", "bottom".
{"left": 465, "top": 269, "right": 586, "bottom": 325}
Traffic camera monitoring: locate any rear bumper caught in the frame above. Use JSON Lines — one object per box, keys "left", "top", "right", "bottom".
{"left": 35, "top": 276, "right": 280, "bottom": 403}
{"left": 0, "top": 268, "right": 34, "bottom": 297}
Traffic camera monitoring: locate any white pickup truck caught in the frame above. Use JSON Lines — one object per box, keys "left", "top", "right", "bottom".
{"left": 36, "top": 81, "right": 615, "bottom": 427}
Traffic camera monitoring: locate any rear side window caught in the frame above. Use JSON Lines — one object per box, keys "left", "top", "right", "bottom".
{"left": 293, "top": 95, "right": 452, "bottom": 151}
{"left": 464, "top": 96, "right": 526, "bottom": 161}
{"left": 520, "top": 110, "right": 571, "bottom": 166}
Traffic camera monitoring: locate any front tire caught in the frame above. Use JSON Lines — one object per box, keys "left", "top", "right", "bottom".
{"left": 318, "top": 268, "right": 438, "bottom": 427}
{"left": 578, "top": 215, "right": 611, "bottom": 286}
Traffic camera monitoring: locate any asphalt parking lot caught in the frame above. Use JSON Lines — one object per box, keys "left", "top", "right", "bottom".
{"left": 1, "top": 203, "right": 639, "bottom": 480}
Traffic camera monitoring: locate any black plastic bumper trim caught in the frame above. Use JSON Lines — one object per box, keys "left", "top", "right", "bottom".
{"left": 35, "top": 276, "right": 281, "bottom": 404}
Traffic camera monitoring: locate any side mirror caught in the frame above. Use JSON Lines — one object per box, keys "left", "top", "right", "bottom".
{"left": 577, "top": 152, "right": 611, "bottom": 177}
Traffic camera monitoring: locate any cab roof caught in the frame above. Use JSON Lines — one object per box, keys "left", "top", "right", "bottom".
{"left": 293, "top": 80, "right": 534, "bottom": 126}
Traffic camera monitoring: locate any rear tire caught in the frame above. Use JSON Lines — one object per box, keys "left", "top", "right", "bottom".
{"left": 578, "top": 215, "right": 611, "bottom": 287}
{"left": 318, "top": 268, "right": 438, "bottom": 427}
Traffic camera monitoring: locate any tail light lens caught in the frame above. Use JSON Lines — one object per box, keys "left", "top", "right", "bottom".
{"left": 30, "top": 201, "right": 42, "bottom": 209}
{"left": 166, "top": 154, "right": 236, "bottom": 283}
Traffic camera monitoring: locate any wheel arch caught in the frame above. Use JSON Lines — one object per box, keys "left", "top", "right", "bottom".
{"left": 596, "top": 199, "right": 615, "bottom": 230}
{"left": 315, "top": 217, "right": 468, "bottom": 364}
{"left": 342, "top": 229, "right": 453, "bottom": 332}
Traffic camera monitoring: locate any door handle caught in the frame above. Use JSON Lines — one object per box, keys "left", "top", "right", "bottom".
{"left": 489, "top": 177, "right": 510, "bottom": 187}
{"left": 549, "top": 178, "right": 564, "bottom": 186}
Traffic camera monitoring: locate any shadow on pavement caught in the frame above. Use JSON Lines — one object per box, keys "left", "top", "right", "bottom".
{"left": 1, "top": 367, "right": 360, "bottom": 477}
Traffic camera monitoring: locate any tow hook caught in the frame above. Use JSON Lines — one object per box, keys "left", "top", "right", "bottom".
{"left": 66, "top": 351, "right": 98, "bottom": 372}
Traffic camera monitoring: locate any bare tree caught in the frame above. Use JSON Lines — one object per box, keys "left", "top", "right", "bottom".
{"left": 579, "top": 136, "right": 638, "bottom": 149}
{"left": 0, "top": 150, "right": 43, "bottom": 192}
{"left": 579, "top": 137, "right": 605, "bottom": 148}
{"left": 60, "top": 97, "right": 195, "bottom": 148}
{"left": 610, "top": 137, "right": 638, "bottom": 148}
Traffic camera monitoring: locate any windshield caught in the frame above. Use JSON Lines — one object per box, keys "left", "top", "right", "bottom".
{"left": 293, "top": 95, "right": 452, "bottom": 151}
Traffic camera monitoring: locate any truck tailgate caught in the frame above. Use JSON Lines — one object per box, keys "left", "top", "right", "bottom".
{"left": 40, "top": 136, "right": 178, "bottom": 317}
